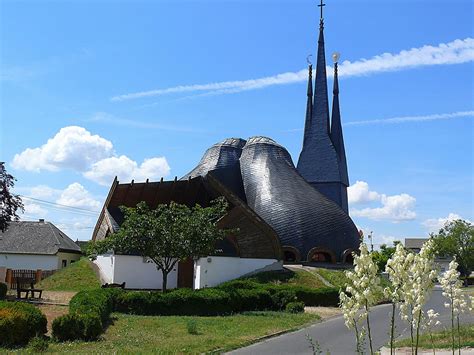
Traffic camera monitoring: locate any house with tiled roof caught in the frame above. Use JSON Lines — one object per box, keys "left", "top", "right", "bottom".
{"left": 0, "top": 219, "right": 82, "bottom": 271}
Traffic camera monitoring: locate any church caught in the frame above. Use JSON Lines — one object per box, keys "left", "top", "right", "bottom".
{"left": 92, "top": 3, "right": 360, "bottom": 289}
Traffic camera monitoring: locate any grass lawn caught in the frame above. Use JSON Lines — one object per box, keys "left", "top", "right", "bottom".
{"left": 243, "top": 269, "right": 326, "bottom": 288}
{"left": 36, "top": 258, "right": 100, "bottom": 292}
{"left": 393, "top": 325, "right": 474, "bottom": 349}
{"left": 2, "top": 312, "right": 320, "bottom": 353}
{"left": 312, "top": 268, "right": 348, "bottom": 288}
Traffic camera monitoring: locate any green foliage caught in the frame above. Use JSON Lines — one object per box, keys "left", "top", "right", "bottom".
{"left": 37, "top": 258, "right": 100, "bottom": 291}
{"left": 371, "top": 242, "right": 399, "bottom": 271}
{"left": 52, "top": 288, "right": 119, "bottom": 341}
{"left": 431, "top": 219, "right": 474, "bottom": 277}
{"left": 0, "top": 162, "right": 24, "bottom": 232}
{"left": 186, "top": 319, "right": 199, "bottom": 335}
{"left": 242, "top": 269, "right": 325, "bottom": 288}
{"left": 285, "top": 301, "right": 305, "bottom": 313}
{"left": 0, "top": 282, "right": 7, "bottom": 300}
{"left": 313, "top": 268, "right": 348, "bottom": 288}
{"left": 28, "top": 336, "right": 49, "bottom": 352}
{"left": 0, "top": 301, "right": 47, "bottom": 347}
{"left": 90, "top": 198, "right": 229, "bottom": 291}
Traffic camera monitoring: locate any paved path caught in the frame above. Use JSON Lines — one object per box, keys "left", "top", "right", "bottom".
{"left": 229, "top": 286, "right": 474, "bottom": 355}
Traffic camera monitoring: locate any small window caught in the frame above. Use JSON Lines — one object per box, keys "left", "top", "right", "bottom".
{"left": 62, "top": 260, "right": 67, "bottom": 268}
{"left": 70, "top": 260, "right": 75, "bottom": 264}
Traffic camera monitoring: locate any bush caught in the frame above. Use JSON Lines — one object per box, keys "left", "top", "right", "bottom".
{"left": 52, "top": 288, "right": 120, "bottom": 341}
{"left": 0, "top": 301, "right": 47, "bottom": 347}
{"left": 285, "top": 301, "right": 305, "bottom": 313}
{"left": 0, "top": 282, "right": 7, "bottom": 300}
{"left": 28, "top": 336, "right": 49, "bottom": 352}
{"left": 186, "top": 319, "right": 198, "bottom": 335}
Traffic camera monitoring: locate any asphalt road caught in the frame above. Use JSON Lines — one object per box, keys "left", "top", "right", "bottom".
{"left": 229, "top": 286, "right": 474, "bottom": 355}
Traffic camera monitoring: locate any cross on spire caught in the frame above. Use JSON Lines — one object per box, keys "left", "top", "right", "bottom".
{"left": 317, "top": 0, "right": 326, "bottom": 20}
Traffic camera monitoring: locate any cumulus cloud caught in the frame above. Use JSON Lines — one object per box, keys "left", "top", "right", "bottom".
{"left": 422, "top": 213, "right": 472, "bottom": 233}
{"left": 348, "top": 181, "right": 381, "bottom": 204}
{"left": 56, "top": 183, "right": 101, "bottom": 210}
{"left": 83, "top": 155, "right": 171, "bottom": 186}
{"left": 11, "top": 126, "right": 171, "bottom": 185}
{"left": 111, "top": 37, "right": 474, "bottom": 101}
{"left": 22, "top": 202, "right": 48, "bottom": 218}
{"left": 12, "top": 126, "right": 113, "bottom": 172}
{"left": 349, "top": 181, "right": 416, "bottom": 222}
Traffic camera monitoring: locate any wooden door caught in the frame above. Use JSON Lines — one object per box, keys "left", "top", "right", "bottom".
{"left": 177, "top": 258, "right": 194, "bottom": 288}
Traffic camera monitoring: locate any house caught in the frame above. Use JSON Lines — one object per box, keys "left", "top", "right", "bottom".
{"left": 92, "top": 174, "right": 283, "bottom": 290}
{"left": 404, "top": 238, "right": 452, "bottom": 273}
{"left": 0, "top": 220, "right": 82, "bottom": 271}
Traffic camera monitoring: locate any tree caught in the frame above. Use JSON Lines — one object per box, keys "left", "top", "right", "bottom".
{"left": 430, "top": 219, "right": 474, "bottom": 278}
{"left": 371, "top": 241, "right": 400, "bottom": 271}
{"left": 0, "top": 162, "right": 24, "bottom": 232}
{"left": 91, "top": 198, "right": 229, "bottom": 292}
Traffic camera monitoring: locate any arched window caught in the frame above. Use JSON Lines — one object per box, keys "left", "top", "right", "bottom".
{"left": 307, "top": 247, "right": 336, "bottom": 263}
{"left": 282, "top": 246, "right": 301, "bottom": 263}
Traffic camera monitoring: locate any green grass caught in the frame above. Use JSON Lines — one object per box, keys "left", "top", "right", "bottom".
{"left": 36, "top": 258, "right": 100, "bottom": 292}
{"left": 312, "top": 268, "right": 348, "bottom": 288}
{"left": 1, "top": 312, "right": 320, "bottom": 353}
{"left": 243, "top": 269, "right": 326, "bottom": 288}
{"left": 393, "top": 325, "right": 474, "bottom": 349}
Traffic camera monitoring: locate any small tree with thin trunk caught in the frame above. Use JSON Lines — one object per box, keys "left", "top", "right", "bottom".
{"left": 91, "top": 198, "right": 229, "bottom": 292}
{"left": 0, "top": 162, "right": 24, "bottom": 232}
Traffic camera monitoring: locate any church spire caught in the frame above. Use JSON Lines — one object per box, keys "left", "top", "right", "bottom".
{"left": 313, "top": 0, "right": 330, "bottom": 135}
{"left": 330, "top": 54, "right": 349, "bottom": 188}
{"left": 302, "top": 62, "right": 313, "bottom": 146}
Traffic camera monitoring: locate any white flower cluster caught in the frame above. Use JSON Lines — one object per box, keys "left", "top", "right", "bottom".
{"left": 384, "top": 243, "right": 413, "bottom": 303}
{"left": 425, "top": 308, "right": 441, "bottom": 329}
{"left": 340, "top": 242, "right": 382, "bottom": 329}
{"left": 440, "top": 259, "right": 469, "bottom": 315}
{"left": 399, "top": 239, "right": 438, "bottom": 328}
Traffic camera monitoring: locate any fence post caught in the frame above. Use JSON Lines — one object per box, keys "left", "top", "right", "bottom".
{"left": 5, "top": 269, "right": 12, "bottom": 289}
{"left": 36, "top": 269, "right": 43, "bottom": 283}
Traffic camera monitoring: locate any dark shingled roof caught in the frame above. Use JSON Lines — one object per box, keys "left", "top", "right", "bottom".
{"left": 0, "top": 221, "right": 81, "bottom": 255}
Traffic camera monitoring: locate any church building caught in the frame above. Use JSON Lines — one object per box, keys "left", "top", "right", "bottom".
{"left": 92, "top": 3, "right": 360, "bottom": 289}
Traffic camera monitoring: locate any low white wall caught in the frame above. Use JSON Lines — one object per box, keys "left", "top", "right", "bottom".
{"left": 94, "top": 254, "right": 178, "bottom": 290}
{"left": 0, "top": 253, "right": 58, "bottom": 270}
{"left": 194, "top": 257, "right": 282, "bottom": 289}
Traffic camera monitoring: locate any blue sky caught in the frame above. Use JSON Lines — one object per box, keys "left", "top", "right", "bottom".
{"left": 1, "top": 0, "right": 473, "bottom": 243}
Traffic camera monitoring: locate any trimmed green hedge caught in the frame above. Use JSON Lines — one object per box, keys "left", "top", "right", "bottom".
{"left": 0, "top": 301, "right": 47, "bottom": 347}
{"left": 0, "top": 283, "right": 7, "bottom": 300}
{"left": 51, "top": 280, "right": 339, "bottom": 342}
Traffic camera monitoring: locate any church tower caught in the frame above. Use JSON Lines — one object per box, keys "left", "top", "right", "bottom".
{"left": 297, "top": 1, "right": 349, "bottom": 213}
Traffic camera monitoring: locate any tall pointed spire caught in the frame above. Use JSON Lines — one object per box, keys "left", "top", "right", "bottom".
{"left": 302, "top": 63, "right": 313, "bottom": 146}
{"left": 330, "top": 54, "right": 349, "bottom": 212}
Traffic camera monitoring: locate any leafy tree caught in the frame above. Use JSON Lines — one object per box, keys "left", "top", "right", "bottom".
{"left": 430, "top": 219, "right": 474, "bottom": 278}
{"left": 91, "top": 198, "right": 229, "bottom": 291}
{"left": 371, "top": 241, "right": 400, "bottom": 271}
{"left": 0, "top": 162, "right": 24, "bottom": 232}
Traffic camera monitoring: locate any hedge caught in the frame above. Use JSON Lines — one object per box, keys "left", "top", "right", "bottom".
{"left": 52, "top": 288, "right": 120, "bottom": 341}
{"left": 0, "top": 283, "right": 7, "bottom": 300}
{"left": 0, "top": 301, "right": 47, "bottom": 347}
{"left": 51, "top": 280, "right": 339, "bottom": 342}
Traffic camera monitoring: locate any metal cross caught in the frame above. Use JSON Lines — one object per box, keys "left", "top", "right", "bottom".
{"left": 317, "top": 0, "right": 326, "bottom": 20}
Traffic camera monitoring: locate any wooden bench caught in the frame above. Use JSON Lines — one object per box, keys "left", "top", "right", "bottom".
{"left": 101, "top": 282, "right": 126, "bottom": 289}
{"left": 16, "top": 277, "right": 43, "bottom": 299}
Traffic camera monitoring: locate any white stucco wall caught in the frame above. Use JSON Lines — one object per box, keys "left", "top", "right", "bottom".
{"left": 0, "top": 253, "right": 58, "bottom": 270}
{"left": 93, "top": 254, "right": 178, "bottom": 290}
{"left": 194, "top": 257, "right": 282, "bottom": 289}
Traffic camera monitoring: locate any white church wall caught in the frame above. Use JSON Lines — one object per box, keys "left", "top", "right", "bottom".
{"left": 194, "top": 256, "right": 282, "bottom": 289}
{"left": 94, "top": 254, "right": 178, "bottom": 290}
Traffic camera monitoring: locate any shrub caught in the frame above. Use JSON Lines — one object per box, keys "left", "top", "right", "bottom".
{"left": 285, "top": 301, "right": 305, "bottom": 313}
{"left": 0, "top": 301, "right": 47, "bottom": 347}
{"left": 28, "top": 336, "right": 49, "bottom": 352}
{"left": 291, "top": 287, "right": 340, "bottom": 307}
{"left": 0, "top": 283, "right": 7, "bottom": 300}
{"left": 228, "top": 288, "right": 274, "bottom": 312}
{"left": 186, "top": 319, "right": 198, "bottom": 335}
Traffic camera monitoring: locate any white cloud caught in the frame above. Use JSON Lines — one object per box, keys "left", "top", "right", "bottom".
{"left": 12, "top": 126, "right": 113, "bottom": 172}
{"left": 345, "top": 110, "right": 474, "bottom": 126}
{"left": 22, "top": 202, "right": 48, "bottom": 218}
{"left": 422, "top": 213, "right": 472, "bottom": 233}
{"left": 348, "top": 180, "right": 381, "bottom": 204}
{"left": 56, "top": 183, "right": 101, "bottom": 210}
{"left": 11, "top": 126, "right": 171, "bottom": 185}
{"left": 83, "top": 155, "right": 170, "bottom": 186}
{"left": 111, "top": 37, "right": 474, "bottom": 101}
{"left": 349, "top": 181, "right": 416, "bottom": 222}
{"left": 29, "top": 185, "right": 61, "bottom": 199}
